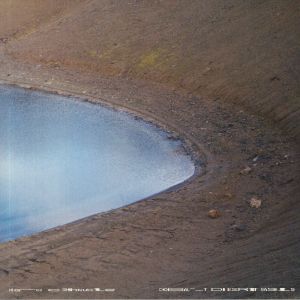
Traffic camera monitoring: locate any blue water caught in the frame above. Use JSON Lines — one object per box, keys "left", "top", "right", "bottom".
{"left": 0, "top": 85, "right": 195, "bottom": 242}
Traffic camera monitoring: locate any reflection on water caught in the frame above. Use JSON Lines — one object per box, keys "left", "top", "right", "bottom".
{"left": 0, "top": 85, "right": 195, "bottom": 242}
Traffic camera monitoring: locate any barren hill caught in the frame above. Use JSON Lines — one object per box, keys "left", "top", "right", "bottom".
{"left": 1, "top": 0, "right": 299, "bottom": 136}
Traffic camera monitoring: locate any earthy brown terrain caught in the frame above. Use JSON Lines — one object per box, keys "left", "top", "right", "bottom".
{"left": 0, "top": 0, "right": 299, "bottom": 299}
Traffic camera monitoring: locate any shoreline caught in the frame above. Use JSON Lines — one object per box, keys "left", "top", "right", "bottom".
{"left": 0, "top": 13, "right": 299, "bottom": 297}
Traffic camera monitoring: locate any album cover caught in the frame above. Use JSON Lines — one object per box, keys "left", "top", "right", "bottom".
{"left": 0, "top": 1, "right": 299, "bottom": 299}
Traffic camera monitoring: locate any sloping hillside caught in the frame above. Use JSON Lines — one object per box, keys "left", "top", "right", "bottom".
{"left": 0, "top": 1, "right": 299, "bottom": 299}
{"left": 2, "top": 0, "right": 300, "bottom": 136}
{"left": 0, "top": 0, "right": 83, "bottom": 40}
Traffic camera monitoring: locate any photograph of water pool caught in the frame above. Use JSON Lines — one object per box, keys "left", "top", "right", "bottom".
{"left": 0, "top": 1, "right": 298, "bottom": 299}
{"left": 0, "top": 85, "right": 195, "bottom": 242}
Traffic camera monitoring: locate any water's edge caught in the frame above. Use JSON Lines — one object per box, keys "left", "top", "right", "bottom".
{"left": 0, "top": 82, "right": 208, "bottom": 243}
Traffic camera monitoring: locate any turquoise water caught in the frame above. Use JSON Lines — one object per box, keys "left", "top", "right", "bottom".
{"left": 0, "top": 85, "right": 195, "bottom": 242}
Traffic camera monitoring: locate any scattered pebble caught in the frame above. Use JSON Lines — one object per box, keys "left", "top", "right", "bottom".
{"left": 249, "top": 197, "right": 262, "bottom": 208}
{"left": 270, "top": 76, "right": 280, "bottom": 81}
{"left": 232, "top": 224, "right": 247, "bottom": 231}
{"left": 240, "top": 166, "right": 252, "bottom": 175}
{"left": 208, "top": 209, "right": 221, "bottom": 218}
{"left": 224, "top": 192, "right": 233, "bottom": 199}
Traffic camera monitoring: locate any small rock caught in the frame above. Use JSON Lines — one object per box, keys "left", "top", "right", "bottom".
{"left": 0, "top": 37, "right": 8, "bottom": 43}
{"left": 224, "top": 192, "right": 233, "bottom": 199}
{"left": 208, "top": 209, "right": 221, "bottom": 218}
{"left": 270, "top": 76, "right": 280, "bottom": 81}
{"left": 240, "top": 166, "right": 252, "bottom": 175}
{"left": 249, "top": 197, "right": 262, "bottom": 208}
{"left": 232, "top": 224, "right": 247, "bottom": 231}
{"left": 0, "top": 269, "right": 9, "bottom": 276}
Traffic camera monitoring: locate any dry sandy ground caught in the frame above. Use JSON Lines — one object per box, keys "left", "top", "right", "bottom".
{"left": 0, "top": 1, "right": 299, "bottom": 299}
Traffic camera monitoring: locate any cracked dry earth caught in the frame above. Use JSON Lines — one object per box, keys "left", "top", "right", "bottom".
{"left": 0, "top": 53, "right": 299, "bottom": 299}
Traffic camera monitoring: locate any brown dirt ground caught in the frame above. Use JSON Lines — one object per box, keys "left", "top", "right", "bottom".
{"left": 0, "top": 1, "right": 299, "bottom": 299}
